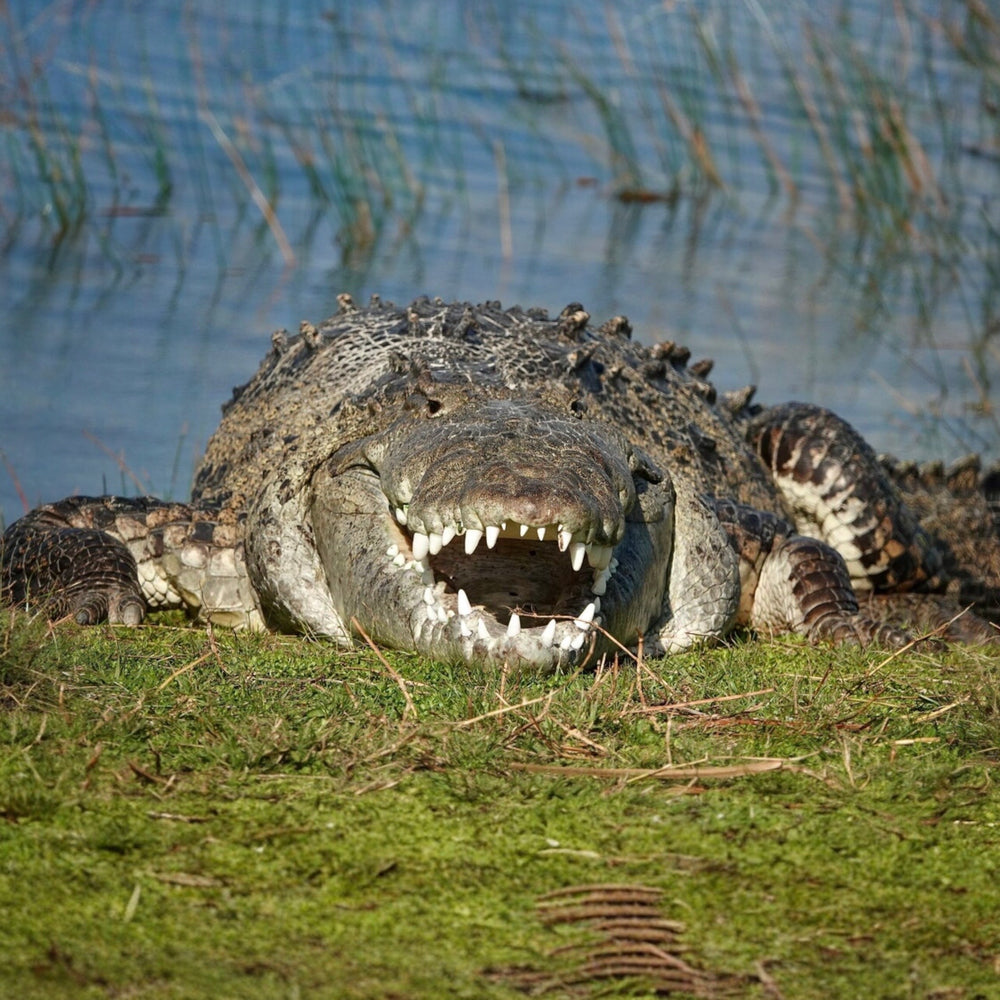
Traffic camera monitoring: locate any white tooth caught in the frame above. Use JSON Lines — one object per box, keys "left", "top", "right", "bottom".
{"left": 465, "top": 528, "right": 483, "bottom": 554}
{"left": 457, "top": 589, "right": 472, "bottom": 616}
{"left": 423, "top": 586, "right": 435, "bottom": 606}
{"left": 460, "top": 620, "right": 472, "bottom": 638}
{"left": 477, "top": 619, "right": 491, "bottom": 641}
{"left": 540, "top": 619, "right": 557, "bottom": 646}
{"left": 519, "top": 523, "right": 529, "bottom": 537}
{"left": 591, "top": 572, "right": 608, "bottom": 596}
{"left": 560, "top": 634, "right": 573, "bottom": 650}
{"left": 586, "top": 544, "right": 613, "bottom": 570}
{"left": 609, "top": 557, "right": 619, "bottom": 571}
{"left": 437, "top": 607, "right": 449, "bottom": 623}
{"left": 575, "top": 602, "right": 597, "bottom": 628}
{"left": 412, "top": 532, "right": 430, "bottom": 561}
{"left": 485, "top": 525, "right": 500, "bottom": 549}
{"left": 571, "top": 632, "right": 586, "bottom": 650}
{"left": 506, "top": 613, "right": 521, "bottom": 637}
{"left": 501, "top": 520, "right": 507, "bottom": 531}
{"left": 557, "top": 528, "right": 573, "bottom": 552}
{"left": 395, "top": 507, "right": 407, "bottom": 525}
{"left": 386, "top": 544, "right": 399, "bottom": 558}
{"left": 537, "top": 526, "right": 547, "bottom": 541}
{"left": 428, "top": 532, "right": 443, "bottom": 555}
{"left": 392, "top": 553, "right": 407, "bottom": 567}
{"left": 569, "top": 541, "right": 586, "bottom": 572}
{"left": 441, "top": 525, "right": 456, "bottom": 547}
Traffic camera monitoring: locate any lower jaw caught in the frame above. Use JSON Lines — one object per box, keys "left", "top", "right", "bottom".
{"left": 400, "top": 538, "right": 612, "bottom": 666}
{"left": 409, "top": 606, "right": 608, "bottom": 671}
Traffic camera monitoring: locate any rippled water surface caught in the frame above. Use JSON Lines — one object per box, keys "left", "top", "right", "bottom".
{"left": 1, "top": 0, "right": 998, "bottom": 523}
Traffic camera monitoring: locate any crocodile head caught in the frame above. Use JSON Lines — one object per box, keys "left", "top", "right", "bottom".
{"left": 308, "top": 382, "right": 676, "bottom": 670}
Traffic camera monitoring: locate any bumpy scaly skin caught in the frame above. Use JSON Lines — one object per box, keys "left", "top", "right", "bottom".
{"left": 746, "top": 403, "right": 945, "bottom": 594}
{"left": 869, "top": 454, "right": 1000, "bottom": 642}
{"left": 2, "top": 295, "right": 997, "bottom": 666}
{"left": 1, "top": 496, "right": 262, "bottom": 630}
{"left": 1, "top": 505, "right": 144, "bottom": 626}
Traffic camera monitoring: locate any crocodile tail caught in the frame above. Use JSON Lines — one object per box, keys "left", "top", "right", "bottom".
{"left": 746, "top": 402, "right": 945, "bottom": 595}
{"left": 879, "top": 454, "right": 1000, "bottom": 624}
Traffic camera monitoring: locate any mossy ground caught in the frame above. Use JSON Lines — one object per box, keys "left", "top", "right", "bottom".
{"left": 2, "top": 611, "right": 999, "bottom": 999}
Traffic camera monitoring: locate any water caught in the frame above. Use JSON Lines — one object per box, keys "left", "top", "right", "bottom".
{"left": 1, "top": 0, "right": 998, "bottom": 525}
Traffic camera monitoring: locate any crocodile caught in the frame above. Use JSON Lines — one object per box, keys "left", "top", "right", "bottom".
{"left": 2, "top": 295, "right": 998, "bottom": 669}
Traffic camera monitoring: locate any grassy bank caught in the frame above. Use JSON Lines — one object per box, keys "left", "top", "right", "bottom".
{"left": 2, "top": 612, "right": 999, "bottom": 998}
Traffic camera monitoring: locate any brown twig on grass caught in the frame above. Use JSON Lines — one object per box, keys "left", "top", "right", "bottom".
{"left": 205, "top": 622, "right": 228, "bottom": 674}
{"left": 155, "top": 651, "right": 214, "bottom": 692}
{"left": 351, "top": 617, "right": 416, "bottom": 720}
{"left": 509, "top": 757, "right": 814, "bottom": 783}
{"left": 450, "top": 691, "right": 554, "bottom": 729}
{"left": 624, "top": 687, "right": 776, "bottom": 716}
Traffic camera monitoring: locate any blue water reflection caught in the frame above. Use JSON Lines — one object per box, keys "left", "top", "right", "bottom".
{"left": 1, "top": 0, "right": 997, "bottom": 524}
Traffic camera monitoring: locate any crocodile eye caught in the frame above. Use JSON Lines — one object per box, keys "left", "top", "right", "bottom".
{"left": 403, "top": 392, "right": 443, "bottom": 416}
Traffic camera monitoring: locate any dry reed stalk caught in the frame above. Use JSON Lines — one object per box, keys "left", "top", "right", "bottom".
{"left": 510, "top": 757, "right": 810, "bottom": 782}
{"left": 351, "top": 617, "right": 417, "bottom": 720}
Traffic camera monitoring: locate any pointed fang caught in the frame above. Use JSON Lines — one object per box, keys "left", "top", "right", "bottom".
{"left": 412, "top": 532, "right": 430, "bottom": 561}
{"left": 485, "top": 524, "right": 500, "bottom": 549}
{"left": 569, "top": 541, "right": 586, "bottom": 572}
{"left": 457, "top": 589, "right": 473, "bottom": 617}
{"left": 506, "top": 613, "right": 521, "bottom": 638}
{"left": 540, "top": 619, "right": 557, "bottom": 646}
{"left": 465, "top": 529, "right": 483, "bottom": 555}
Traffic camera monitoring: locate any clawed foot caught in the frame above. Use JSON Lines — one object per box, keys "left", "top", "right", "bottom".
{"left": 61, "top": 586, "right": 146, "bottom": 626}
{"left": 2, "top": 518, "right": 146, "bottom": 627}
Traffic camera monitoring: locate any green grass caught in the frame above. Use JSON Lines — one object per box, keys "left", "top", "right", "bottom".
{"left": 2, "top": 611, "right": 1000, "bottom": 998}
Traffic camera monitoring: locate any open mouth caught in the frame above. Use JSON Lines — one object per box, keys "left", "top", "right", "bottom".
{"left": 387, "top": 507, "right": 620, "bottom": 657}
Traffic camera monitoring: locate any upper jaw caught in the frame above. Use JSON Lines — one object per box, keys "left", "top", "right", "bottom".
{"left": 397, "top": 506, "right": 616, "bottom": 570}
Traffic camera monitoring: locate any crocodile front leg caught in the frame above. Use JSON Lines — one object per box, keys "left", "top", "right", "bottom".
{"left": 1, "top": 496, "right": 264, "bottom": 629}
{"left": 651, "top": 487, "right": 741, "bottom": 654}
